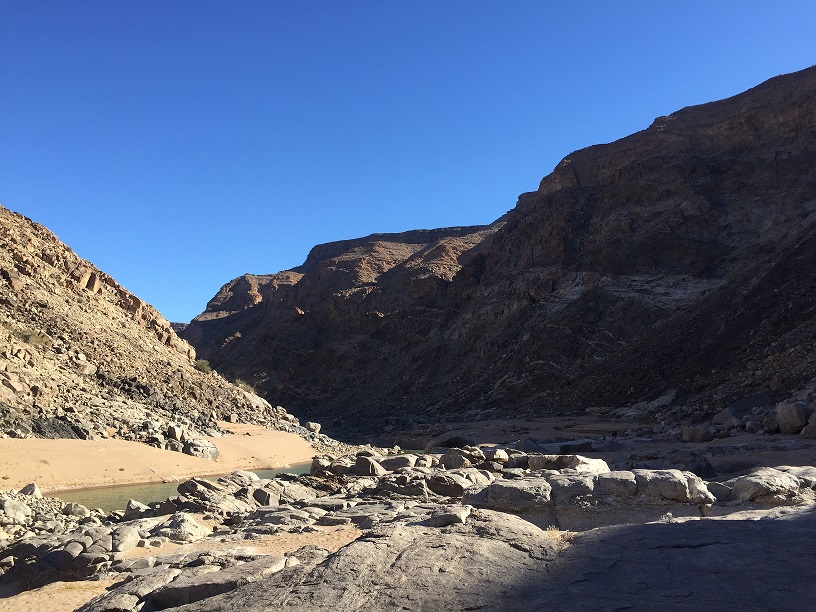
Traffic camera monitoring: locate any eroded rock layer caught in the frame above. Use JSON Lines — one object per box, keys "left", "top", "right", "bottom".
{"left": 0, "top": 205, "right": 304, "bottom": 446}
{"left": 184, "top": 67, "right": 816, "bottom": 436}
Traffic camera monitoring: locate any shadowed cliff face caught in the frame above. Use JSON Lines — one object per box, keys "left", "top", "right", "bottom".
{"left": 183, "top": 67, "right": 816, "bottom": 437}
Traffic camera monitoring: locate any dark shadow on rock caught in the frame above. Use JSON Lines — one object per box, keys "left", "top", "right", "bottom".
{"left": 524, "top": 507, "right": 816, "bottom": 611}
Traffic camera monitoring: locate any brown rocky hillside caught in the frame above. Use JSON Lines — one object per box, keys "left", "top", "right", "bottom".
{"left": 183, "top": 66, "right": 816, "bottom": 439}
{"left": 0, "top": 205, "right": 302, "bottom": 447}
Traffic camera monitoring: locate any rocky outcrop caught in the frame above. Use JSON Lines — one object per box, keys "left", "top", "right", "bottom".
{"left": 2, "top": 448, "right": 809, "bottom": 611}
{"left": 0, "top": 205, "right": 325, "bottom": 450}
{"left": 183, "top": 67, "right": 816, "bottom": 438}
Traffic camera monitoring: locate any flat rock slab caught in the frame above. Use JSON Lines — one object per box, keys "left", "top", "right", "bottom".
{"left": 163, "top": 509, "right": 560, "bottom": 611}
{"left": 536, "top": 507, "right": 816, "bottom": 611}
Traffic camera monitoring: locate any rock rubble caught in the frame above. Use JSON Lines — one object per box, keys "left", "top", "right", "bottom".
{"left": 2, "top": 446, "right": 814, "bottom": 610}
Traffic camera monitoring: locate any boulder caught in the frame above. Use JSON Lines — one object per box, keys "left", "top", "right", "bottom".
{"left": 137, "top": 510, "right": 559, "bottom": 611}
{"left": 53, "top": 540, "right": 85, "bottom": 570}
{"left": 183, "top": 439, "right": 221, "bottom": 461}
{"left": 1, "top": 498, "right": 32, "bottom": 524}
{"left": 305, "top": 421, "right": 321, "bottom": 434}
{"left": 776, "top": 465, "right": 816, "bottom": 488}
{"left": 149, "top": 556, "right": 290, "bottom": 609}
{"left": 151, "top": 512, "right": 211, "bottom": 543}
{"left": 19, "top": 483, "right": 42, "bottom": 498}
{"left": 268, "top": 480, "right": 317, "bottom": 504}
{"left": 439, "top": 452, "right": 472, "bottom": 470}
{"left": 424, "top": 505, "right": 472, "bottom": 527}
{"left": 123, "top": 499, "right": 153, "bottom": 521}
{"left": 425, "top": 472, "right": 472, "bottom": 497}
{"left": 712, "top": 407, "right": 742, "bottom": 428}
{"left": 547, "top": 474, "right": 595, "bottom": 507}
{"left": 111, "top": 525, "right": 140, "bottom": 553}
{"left": 463, "top": 478, "right": 552, "bottom": 512}
{"left": 329, "top": 458, "right": 355, "bottom": 475}
{"left": 685, "top": 473, "right": 717, "bottom": 505}
{"left": 528, "top": 454, "right": 609, "bottom": 475}
{"left": 706, "top": 481, "right": 732, "bottom": 502}
{"left": 729, "top": 468, "right": 802, "bottom": 504}
{"left": 252, "top": 487, "right": 281, "bottom": 506}
{"left": 310, "top": 456, "right": 333, "bottom": 475}
{"left": 62, "top": 502, "right": 90, "bottom": 518}
{"left": 167, "top": 424, "right": 187, "bottom": 442}
{"left": 776, "top": 401, "right": 812, "bottom": 434}
{"left": 483, "top": 448, "right": 509, "bottom": 463}
{"left": 763, "top": 411, "right": 780, "bottom": 433}
{"left": 595, "top": 471, "right": 638, "bottom": 498}
{"left": 799, "top": 411, "right": 816, "bottom": 439}
{"left": 632, "top": 470, "right": 692, "bottom": 503}
{"left": 379, "top": 454, "right": 418, "bottom": 471}
{"left": 682, "top": 426, "right": 716, "bottom": 443}
{"left": 355, "top": 455, "right": 388, "bottom": 477}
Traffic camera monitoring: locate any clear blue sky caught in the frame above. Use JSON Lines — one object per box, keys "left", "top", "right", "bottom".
{"left": 2, "top": 1, "right": 814, "bottom": 322}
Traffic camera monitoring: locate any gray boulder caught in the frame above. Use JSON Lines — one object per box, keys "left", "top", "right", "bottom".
{"left": 596, "top": 471, "right": 638, "bottom": 497}
{"left": 183, "top": 439, "right": 221, "bottom": 461}
{"left": 152, "top": 512, "right": 210, "bottom": 543}
{"left": 123, "top": 499, "right": 153, "bottom": 521}
{"left": 464, "top": 478, "right": 552, "bottom": 512}
{"left": 149, "top": 556, "right": 290, "bottom": 609}
{"left": 111, "top": 525, "right": 141, "bottom": 553}
{"left": 547, "top": 474, "right": 595, "bottom": 507}
{"left": 19, "top": 483, "right": 42, "bottom": 498}
{"left": 776, "top": 401, "right": 812, "bottom": 434}
{"left": 799, "top": 411, "right": 816, "bottom": 439}
{"left": 1, "top": 498, "right": 32, "bottom": 524}
{"left": 439, "top": 452, "right": 472, "bottom": 470}
{"left": 483, "top": 448, "right": 510, "bottom": 463}
{"left": 528, "top": 454, "right": 609, "bottom": 475}
{"left": 62, "top": 501, "right": 90, "bottom": 518}
{"left": 729, "top": 468, "right": 802, "bottom": 503}
{"left": 355, "top": 455, "right": 388, "bottom": 477}
{"left": 682, "top": 425, "right": 716, "bottom": 443}
{"left": 632, "top": 469, "right": 714, "bottom": 504}
{"left": 379, "top": 454, "right": 418, "bottom": 471}
{"left": 423, "top": 505, "right": 472, "bottom": 527}
{"left": 776, "top": 465, "right": 816, "bottom": 488}
{"left": 425, "top": 472, "right": 472, "bottom": 497}
{"left": 712, "top": 407, "right": 742, "bottom": 427}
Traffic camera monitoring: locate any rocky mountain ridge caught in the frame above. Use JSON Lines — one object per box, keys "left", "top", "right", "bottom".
{"left": 0, "top": 205, "right": 320, "bottom": 451}
{"left": 186, "top": 66, "right": 816, "bottom": 439}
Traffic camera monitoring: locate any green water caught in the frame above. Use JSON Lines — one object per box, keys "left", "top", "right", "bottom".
{"left": 54, "top": 463, "right": 312, "bottom": 512}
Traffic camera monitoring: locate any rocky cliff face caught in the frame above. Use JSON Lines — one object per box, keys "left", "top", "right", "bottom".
{"left": 183, "top": 67, "right": 816, "bottom": 438}
{"left": 0, "top": 206, "right": 299, "bottom": 445}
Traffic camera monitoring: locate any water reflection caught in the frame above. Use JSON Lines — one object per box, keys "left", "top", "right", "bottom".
{"left": 54, "top": 463, "right": 312, "bottom": 512}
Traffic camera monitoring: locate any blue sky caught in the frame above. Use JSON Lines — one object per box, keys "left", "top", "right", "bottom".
{"left": 2, "top": 1, "right": 814, "bottom": 322}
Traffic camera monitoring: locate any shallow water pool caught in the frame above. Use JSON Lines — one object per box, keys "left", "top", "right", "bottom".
{"left": 54, "top": 463, "right": 312, "bottom": 512}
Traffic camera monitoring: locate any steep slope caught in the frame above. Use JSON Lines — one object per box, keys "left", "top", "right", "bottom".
{"left": 184, "top": 66, "right": 816, "bottom": 437}
{"left": 0, "top": 205, "right": 299, "bottom": 446}
{"left": 180, "top": 225, "right": 503, "bottom": 410}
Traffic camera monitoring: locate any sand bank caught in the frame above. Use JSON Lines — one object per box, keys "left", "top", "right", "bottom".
{"left": 0, "top": 422, "right": 315, "bottom": 493}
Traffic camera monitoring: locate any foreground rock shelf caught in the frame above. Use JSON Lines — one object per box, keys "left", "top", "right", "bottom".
{"left": 1, "top": 445, "right": 814, "bottom": 610}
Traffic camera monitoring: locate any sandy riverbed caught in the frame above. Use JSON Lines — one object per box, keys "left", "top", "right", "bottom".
{"left": 0, "top": 422, "right": 315, "bottom": 493}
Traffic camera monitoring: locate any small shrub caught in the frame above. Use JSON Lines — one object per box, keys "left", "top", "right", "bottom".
{"left": 194, "top": 359, "right": 213, "bottom": 373}
{"left": 546, "top": 525, "right": 574, "bottom": 546}
{"left": 233, "top": 378, "right": 254, "bottom": 393}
